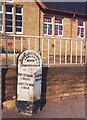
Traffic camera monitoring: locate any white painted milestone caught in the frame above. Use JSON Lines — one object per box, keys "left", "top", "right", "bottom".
{"left": 17, "top": 50, "right": 42, "bottom": 102}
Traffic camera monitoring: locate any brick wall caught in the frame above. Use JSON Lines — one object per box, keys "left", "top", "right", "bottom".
{"left": 1, "top": 65, "right": 86, "bottom": 103}
{"left": 63, "top": 17, "right": 71, "bottom": 38}
{"left": 1, "top": 67, "right": 17, "bottom": 101}
{"left": 23, "top": 2, "right": 40, "bottom": 36}
{"left": 42, "top": 66, "right": 85, "bottom": 101}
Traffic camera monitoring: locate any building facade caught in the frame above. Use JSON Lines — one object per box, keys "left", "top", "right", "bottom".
{"left": 0, "top": 0, "right": 87, "bottom": 65}
{"left": 0, "top": 0, "right": 86, "bottom": 37}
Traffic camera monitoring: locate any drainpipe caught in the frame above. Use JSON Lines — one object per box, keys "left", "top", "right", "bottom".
{"left": 70, "top": 17, "right": 73, "bottom": 56}
{"left": 86, "top": 26, "right": 87, "bottom": 64}
{"left": 70, "top": 18, "right": 73, "bottom": 38}
{"left": 70, "top": 14, "right": 75, "bottom": 62}
{"left": 39, "top": 7, "right": 41, "bottom": 54}
{"left": 86, "top": 39, "right": 87, "bottom": 64}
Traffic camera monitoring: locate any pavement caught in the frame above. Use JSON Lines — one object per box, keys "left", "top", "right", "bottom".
{"left": 2, "top": 97, "right": 86, "bottom": 119}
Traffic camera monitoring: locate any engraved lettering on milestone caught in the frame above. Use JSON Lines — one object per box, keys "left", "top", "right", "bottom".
{"left": 19, "top": 52, "right": 40, "bottom": 67}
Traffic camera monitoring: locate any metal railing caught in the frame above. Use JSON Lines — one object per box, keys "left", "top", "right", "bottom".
{"left": 0, "top": 34, "right": 86, "bottom": 67}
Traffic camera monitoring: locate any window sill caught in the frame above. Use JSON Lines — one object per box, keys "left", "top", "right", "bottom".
{"left": 77, "top": 36, "right": 85, "bottom": 39}
{"left": 0, "top": 31, "right": 3, "bottom": 34}
{"left": 5, "top": 32, "right": 14, "bottom": 35}
{"left": 43, "top": 34, "right": 53, "bottom": 37}
{"left": 5, "top": 1, "right": 14, "bottom": 3}
{"left": 16, "top": 32, "right": 23, "bottom": 35}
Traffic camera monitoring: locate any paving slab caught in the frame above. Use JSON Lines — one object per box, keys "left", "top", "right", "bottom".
{"left": 2, "top": 97, "right": 86, "bottom": 119}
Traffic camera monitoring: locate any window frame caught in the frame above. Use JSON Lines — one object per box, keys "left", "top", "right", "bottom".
{"left": 16, "top": 6, "right": 23, "bottom": 34}
{"left": 54, "top": 17, "right": 63, "bottom": 36}
{"left": 77, "top": 19, "right": 85, "bottom": 38}
{"left": 86, "top": 27, "right": 87, "bottom": 38}
{"left": 0, "top": 5, "right": 3, "bottom": 33}
{"left": 43, "top": 15, "right": 53, "bottom": 36}
{"left": 5, "top": 5, "right": 14, "bottom": 33}
{"left": 5, "top": 0, "right": 14, "bottom": 3}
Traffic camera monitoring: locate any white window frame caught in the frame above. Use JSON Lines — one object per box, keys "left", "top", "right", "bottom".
{"left": 16, "top": 6, "right": 23, "bottom": 34}
{"left": 5, "top": 0, "right": 14, "bottom": 3}
{"left": 5, "top": 5, "right": 13, "bottom": 33}
{"left": 0, "top": 5, "right": 3, "bottom": 33}
{"left": 86, "top": 26, "right": 87, "bottom": 38}
{"left": 77, "top": 20, "right": 85, "bottom": 38}
{"left": 43, "top": 15, "right": 52, "bottom": 36}
{"left": 55, "top": 17, "right": 63, "bottom": 36}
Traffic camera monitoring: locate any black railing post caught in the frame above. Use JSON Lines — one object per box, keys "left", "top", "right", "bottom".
{"left": 6, "top": 35, "right": 8, "bottom": 67}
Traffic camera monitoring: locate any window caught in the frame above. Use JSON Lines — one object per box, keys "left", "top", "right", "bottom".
{"left": 77, "top": 20, "right": 84, "bottom": 37}
{"left": 0, "top": 5, "right": 3, "bottom": 32}
{"left": 55, "top": 17, "right": 63, "bottom": 36}
{"left": 0, "top": 4, "right": 23, "bottom": 34}
{"left": 16, "top": 6, "right": 23, "bottom": 33}
{"left": 43, "top": 15, "right": 63, "bottom": 36}
{"left": 44, "top": 16, "right": 52, "bottom": 35}
{"left": 5, "top": 5, "right": 13, "bottom": 32}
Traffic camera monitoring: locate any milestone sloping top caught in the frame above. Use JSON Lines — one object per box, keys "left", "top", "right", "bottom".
{"left": 36, "top": 0, "right": 87, "bottom": 16}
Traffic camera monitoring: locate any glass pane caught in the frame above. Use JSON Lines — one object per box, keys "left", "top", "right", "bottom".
{"left": 44, "top": 24, "right": 47, "bottom": 29}
{"left": 6, "top": 20, "right": 12, "bottom": 26}
{"left": 78, "top": 27, "right": 80, "bottom": 34}
{"left": 0, "top": 5, "right": 2, "bottom": 11}
{"left": 55, "top": 25, "right": 58, "bottom": 29}
{"left": 81, "top": 33, "right": 84, "bottom": 37}
{"left": 80, "top": 22, "right": 83, "bottom": 26}
{"left": 16, "top": 15, "right": 22, "bottom": 21}
{"left": 55, "top": 30, "right": 58, "bottom": 35}
{"left": 59, "top": 25, "right": 63, "bottom": 30}
{"left": 6, "top": 5, "right": 13, "bottom": 12}
{"left": 81, "top": 28, "right": 84, "bottom": 32}
{"left": 78, "top": 20, "right": 83, "bottom": 26}
{"left": 6, "top": 26, "right": 12, "bottom": 32}
{"left": 59, "top": 31, "right": 62, "bottom": 35}
{"left": 16, "top": 27, "right": 22, "bottom": 32}
{"left": 48, "top": 30, "right": 52, "bottom": 35}
{"left": 6, "top": 14, "right": 12, "bottom": 19}
{"left": 16, "top": 6, "right": 22, "bottom": 14}
{"left": 48, "top": 24, "right": 52, "bottom": 29}
{"left": 55, "top": 17, "right": 62, "bottom": 24}
{"left": 0, "top": 20, "right": 2, "bottom": 25}
{"left": 44, "top": 18, "right": 47, "bottom": 22}
{"left": 44, "top": 16, "right": 52, "bottom": 23}
{"left": 0, "top": 25, "right": 2, "bottom": 31}
{"left": 16, "top": 21, "right": 22, "bottom": 27}
{"left": 0, "top": 13, "right": 2, "bottom": 18}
